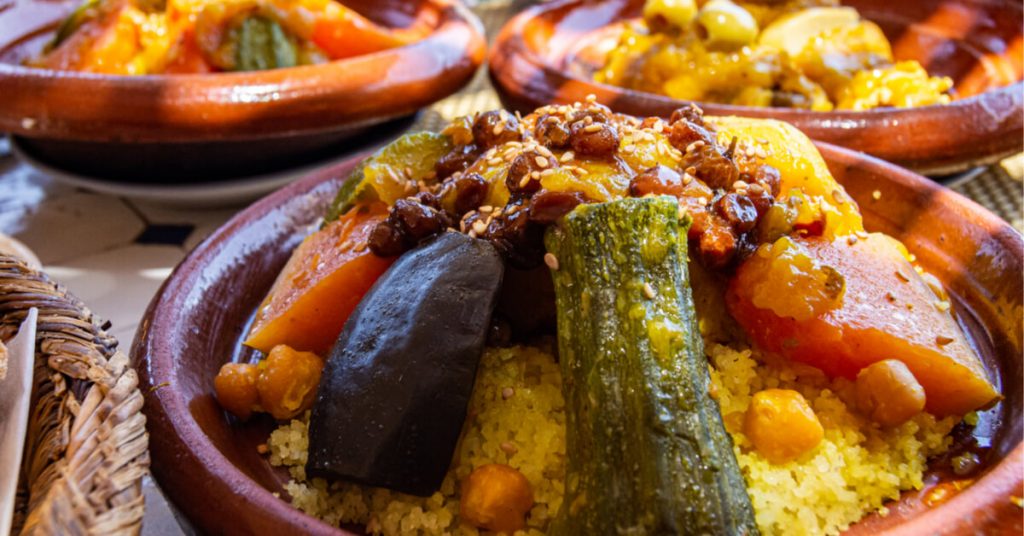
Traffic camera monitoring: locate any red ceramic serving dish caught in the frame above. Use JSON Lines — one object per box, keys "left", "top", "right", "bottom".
{"left": 131, "top": 141, "right": 1022, "bottom": 535}
{"left": 489, "top": 0, "right": 1024, "bottom": 175}
{"left": 0, "top": 0, "right": 485, "bottom": 179}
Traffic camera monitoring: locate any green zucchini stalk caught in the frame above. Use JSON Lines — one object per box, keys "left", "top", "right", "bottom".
{"left": 545, "top": 196, "right": 758, "bottom": 535}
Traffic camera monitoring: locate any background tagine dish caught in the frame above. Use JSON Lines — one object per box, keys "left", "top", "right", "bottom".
{"left": 199, "top": 98, "right": 1004, "bottom": 536}
{"left": 596, "top": 0, "right": 957, "bottom": 111}
{"left": 28, "top": 0, "right": 426, "bottom": 74}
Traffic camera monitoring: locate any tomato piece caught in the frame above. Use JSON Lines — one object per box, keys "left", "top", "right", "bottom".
{"left": 727, "top": 233, "right": 999, "bottom": 417}
{"left": 244, "top": 203, "right": 394, "bottom": 355}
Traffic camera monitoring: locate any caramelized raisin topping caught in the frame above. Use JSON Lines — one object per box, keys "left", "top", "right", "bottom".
{"left": 569, "top": 121, "right": 619, "bottom": 158}
{"left": 472, "top": 110, "right": 522, "bottom": 148}
{"left": 435, "top": 144, "right": 481, "bottom": 179}
{"left": 535, "top": 115, "right": 571, "bottom": 149}
{"left": 529, "top": 190, "right": 588, "bottom": 224}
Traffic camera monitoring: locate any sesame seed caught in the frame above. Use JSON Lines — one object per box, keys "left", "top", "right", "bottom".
{"left": 339, "top": 239, "right": 353, "bottom": 251}
{"left": 492, "top": 208, "right": 503, "bottom": 218}
{"left": 686, "top": 140, "right": 705, "bottom": 153}
{"left": 531, "top": 171, "right": 541, "bottom": 180}
{"left": 502, "top": 387, "right": 515, "bottom": 399}
{"left": 560, "top": 151, "right": 575, "bottom": 163}
{"left": 500, "top": 442, "right": 518, "bottom": 455}
{"left": 872, "top": 190, "right": 882, "bottom": 200}
{"left": 354, "top": 241, "right": 368, "bottom": 252}
{"left": 643, "top": 282, "right": 656, "bottom": 299}
{"left": 537, "top": 146, "right": 554, "bottom": 158}
{"left": 732, "top": 180, "right": 749, "bottom": 190}
{"left": 492, "top": 123, "right": 505, "bottom": 136}
{"left": 535, "top": 156, "right": 550, "bottom": 168}
{"left": 584, "top": 124, "right": 603, "bottom": 133}
{"left": 583, "top": 116, "right": 594, "bottom": 125}
{"left": 585, "top": 93, "right": 597, "bottom": 102}
{"left": 467, "top": 229, "right": 478, "bottom": 238}
{"left": 478, "top": 205, "right": 493, "bottom": 213}
{"left": 540, "top": 168, "right": 556, "bottom": 177}
{"left": 936, "top": 335, "right": 955, "bottom": 346}
{"left": 519, "top": 176, "right": 532, "bottom": 188}
{"left": 544, "top": 252, "right": 559, "bottom": 270}
{"left": 935, "top": 300, "right": 951, "bottom": 312}
{"left": 487, "top": 157, "right": 503, "bottom": 166}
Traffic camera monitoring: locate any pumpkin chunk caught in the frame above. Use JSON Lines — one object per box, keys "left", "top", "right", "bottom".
{"left": 244, "top": 203, "right": 394, "bottom": 355}
{"left": 727, "top": 232, "right": 999, "bottom": 417}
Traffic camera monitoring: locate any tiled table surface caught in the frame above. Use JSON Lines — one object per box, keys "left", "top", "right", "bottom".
{"left": 1, "top": 1, "right": 1021, "bottom": 532}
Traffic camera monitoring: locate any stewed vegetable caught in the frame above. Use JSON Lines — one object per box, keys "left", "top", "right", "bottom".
{"left": 545, "top": 197, "right": 758, "bottom": 535}
{"left": 307, "top": 232, "right": 504, "bottom": 496}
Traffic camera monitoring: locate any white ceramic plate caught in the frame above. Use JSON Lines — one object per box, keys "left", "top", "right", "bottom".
{"left": 10, "top": 137, "right": 361, "bottom": 207}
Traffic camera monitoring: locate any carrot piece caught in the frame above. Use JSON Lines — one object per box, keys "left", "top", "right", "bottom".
{"left": 163, "top": 29, "right": 215, "bottom": 74}
{"left": 311, "top": 4, "right": 418, "bottom": 60}
{"left": 244, "top": 203, "right": 394, "bottom": 355}
{"left": 727, "top": 233, "right": 999, "bottom": 417}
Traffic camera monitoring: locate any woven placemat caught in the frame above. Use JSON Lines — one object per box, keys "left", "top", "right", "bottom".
{"left": 414, "top": 0, "right": 1024, "bottom": 234}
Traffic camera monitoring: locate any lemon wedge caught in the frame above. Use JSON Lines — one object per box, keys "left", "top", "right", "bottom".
{"left": 758, "top": 7, "right": 860, "bottom": 56}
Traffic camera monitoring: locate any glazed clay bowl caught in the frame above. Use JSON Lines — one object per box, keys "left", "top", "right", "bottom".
{"left": 132, "top": 142, "right": 1023, "bottom": 534}
{"left": 0, "top": 0, "right": 485, "bottom": 181}
{"left": 489, "top": 0, "right": 1024, "bottom": 175}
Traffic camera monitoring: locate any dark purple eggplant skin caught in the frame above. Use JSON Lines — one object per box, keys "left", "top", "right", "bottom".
{"left": 306, "top": 231, "right": 505, "bottom": 496}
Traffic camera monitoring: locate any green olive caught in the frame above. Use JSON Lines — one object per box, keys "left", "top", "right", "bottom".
{"left": 697, "top": 0, "right": 759, "bottom": 50}
{"left": 643, "top": 0, "right": 698, "bottom": 32}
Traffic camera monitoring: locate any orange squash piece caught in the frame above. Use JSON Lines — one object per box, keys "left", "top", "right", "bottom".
{"left": 244, "top": 203, "right": 394, "bottom": 356}
{"left": 727, "top": 233, "right": 999, "bottom": 417}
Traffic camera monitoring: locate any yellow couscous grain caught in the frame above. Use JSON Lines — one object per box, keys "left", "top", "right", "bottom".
{"left": 268, "top": 342, "right": 956, "bottom": 536}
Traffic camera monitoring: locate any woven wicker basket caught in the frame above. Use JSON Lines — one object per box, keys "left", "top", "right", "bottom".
{"left": 0, "top": 254, "right": 148, "bottom": 535}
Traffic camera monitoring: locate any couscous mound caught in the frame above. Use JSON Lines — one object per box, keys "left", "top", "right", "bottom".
{"left": 268, "top": 342, "right": 956, "bottom": 536}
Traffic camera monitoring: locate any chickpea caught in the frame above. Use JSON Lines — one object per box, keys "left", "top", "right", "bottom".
{"left": 697, "top": 0, "right": 759, "bottom": 51}
{"left": 256, "top": 345, "right": 324, "bottom": 420}
{"left": 643, "top": 0, "right": 698, "bottom": 31}
{"left": 855, "top": 359, "right": 926, "bottom": 427}
{"left": 460, "top": 464, "right": 534, "bottom": 533}
{"left": 744, "top": 389, "right": 823, "bottom": 464}
{"left": 214, "top": 363, "right": 260, "bottom": 420}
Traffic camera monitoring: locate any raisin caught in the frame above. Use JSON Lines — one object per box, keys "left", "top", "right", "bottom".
{"left": 435, "top": 144, "right": 481, "bottom": 179}
{"left": 528, "top": 190, "right": 588, "bottom": 224}
{"left": 487, "top": 205, "right": 545, "bottom": 269}
{"left": 668, "top": 119, "right": 716, "bottom": 150}
{"left": 569, "top": 121, "right": 619, "bottom": 158}
{"left": 393, "top": 199, "right": 448, "bottom": 242}
{"left": 754, "top": 164, "right": 781, "bottom": 196}
{"left": 629, "top": 165, "right": 684, "bottom": 197}
{"left": 681, "top": 145, "right": 739, "bottom": 190}
{"left": 669, "top": 105, "right": 705, "bottom": 126}
{"left": 451, "top": 173, "right": 489, "bottom": 214}
{"left": 698, "top": 222, "right": 737, "bottom": 269}
{"left": 535, "top": 115, "right": 571, "bottom": 149}
{"left": 368, "top": 221, "right": 406, "bottom": 257}
{"left": 506, "top": 151, "right": 553, "bottom": 197}
{"left": 472, "top": 110, "right": 521, "bottom": 148}
{"left": 716, "top": 193, "right": 759, "bottom": 233}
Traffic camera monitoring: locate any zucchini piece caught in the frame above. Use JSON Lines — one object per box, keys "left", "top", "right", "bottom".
{"left": 234, "top": 16, "right": 297, "bottom": 71}
{"left": 545, "top": 197, "right": 758, "bottom": 536}
{"left": 306, "top": 232, "right": 504, "bottom": 496}
{"left": 324, "top": 132, "right": 453, "bottom": 222}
